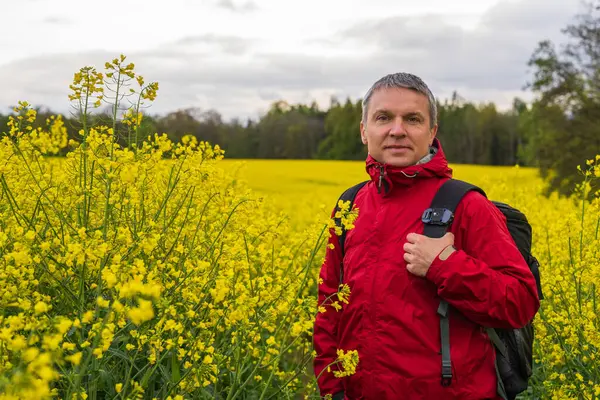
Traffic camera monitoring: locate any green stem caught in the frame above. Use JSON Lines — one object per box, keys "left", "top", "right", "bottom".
{"left": 102, "top": 68, "right": 122, "bottom": 242}
{"left": 80, "top": 76, "right": 90, "bottom": 230}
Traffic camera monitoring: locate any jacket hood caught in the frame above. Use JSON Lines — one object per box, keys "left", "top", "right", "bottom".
{"left": 365, "top": 137, "right": 453, "bottom": 194}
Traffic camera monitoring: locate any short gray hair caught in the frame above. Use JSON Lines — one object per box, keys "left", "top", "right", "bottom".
{"left": 361, "top": 72, "right": 437, "bottom": 129}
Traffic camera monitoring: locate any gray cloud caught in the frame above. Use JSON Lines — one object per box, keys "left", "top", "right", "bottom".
{"left": 337, "top": 0, "right": 579, "bottom": 93}
{"left": 0, "top": 0, "right": 584, "bottom": 121}
{"left": 480, "top": 0, "right": 586, "bottom": 32}
{"left": 0, "top": 51, "right": 115, "bottom": 114}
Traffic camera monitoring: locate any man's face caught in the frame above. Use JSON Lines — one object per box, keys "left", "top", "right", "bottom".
{"left": 360, "top": 87, "right": 438, "bottom": 167}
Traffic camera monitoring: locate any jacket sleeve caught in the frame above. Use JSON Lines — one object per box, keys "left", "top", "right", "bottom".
{"left": 313, "top": 212, "right": 345, "bottom": 396}
{"left": 425, "top": 191, "right": 540, "bottom": 329}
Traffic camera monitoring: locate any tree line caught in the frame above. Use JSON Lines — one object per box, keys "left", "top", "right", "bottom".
{"left": 0, "top": 93, "right": 532, "bottom": 165}
{"left": 1, "top": 1, "right": 600, "bottom": 197}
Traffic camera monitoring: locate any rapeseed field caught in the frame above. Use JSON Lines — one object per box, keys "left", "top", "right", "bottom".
{"left": 1, "top": 56, "right": 599, "bottom": 399}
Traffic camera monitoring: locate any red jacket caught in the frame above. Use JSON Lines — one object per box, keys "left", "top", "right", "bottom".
{"left": 313, "top": 139, "right": 540, "bottom": 400}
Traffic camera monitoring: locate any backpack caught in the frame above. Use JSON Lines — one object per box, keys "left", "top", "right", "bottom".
{"left": 332, "top": 178, "right": 544, "bottom": 400}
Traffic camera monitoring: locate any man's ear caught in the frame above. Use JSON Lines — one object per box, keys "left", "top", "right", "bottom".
{"left": 360, "top": 120, "right": 368, "bottom": 145}
{"left": 429, "top": 124, "right": 438, "bottom": 145}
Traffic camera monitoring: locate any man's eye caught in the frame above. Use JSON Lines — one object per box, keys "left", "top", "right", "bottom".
{"left": 376, "top": 114, "right": 388, "bottom": 121}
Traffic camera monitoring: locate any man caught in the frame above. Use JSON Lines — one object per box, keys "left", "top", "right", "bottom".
{"left": 312, "top": 73, "right": 540, "bottom": 399}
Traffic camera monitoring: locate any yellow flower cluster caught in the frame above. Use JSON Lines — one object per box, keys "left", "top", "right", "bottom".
{"left": 0, "top": 56, "right": 347, "bottom": 400}
{"left": 332, "top": 349, "right": 359, "bottom": 378}
{"left": 68, "top": 66, "right": 104, "bottom": 108}
{"left": 330, "top": 199, "right": 359, "bottom": 238}
{"left": 3, "top": 103, "right": 68, "bottom": 160}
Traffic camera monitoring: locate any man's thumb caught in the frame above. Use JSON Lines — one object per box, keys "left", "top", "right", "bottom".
{"left": 444, "top": 232, "right": 455, "bottom": 242}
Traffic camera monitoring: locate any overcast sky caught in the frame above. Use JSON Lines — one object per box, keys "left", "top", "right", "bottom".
{"left": 0, "top": 0, "right": 583, "bottom": 121}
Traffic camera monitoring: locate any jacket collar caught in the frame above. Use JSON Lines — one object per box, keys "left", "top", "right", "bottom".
{"left": 365, "top": 138, "right": 453, "bottom": 195}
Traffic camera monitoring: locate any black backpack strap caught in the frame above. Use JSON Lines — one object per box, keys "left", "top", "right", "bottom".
{"left": 422, "top": 179, "right": 486, "bottom": 387}
{"left": 437, "top": 300, "right": 452, "bottom": 386}
{"left": 334, "top": 180, "right": 369, "bottom": 283}
{"left": 422, "top": 179, "right": 486, "bottom": 238}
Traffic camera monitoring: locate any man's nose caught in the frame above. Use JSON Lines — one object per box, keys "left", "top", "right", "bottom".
{"left": 389, "top": 118, "right": 406, "bottom": 136}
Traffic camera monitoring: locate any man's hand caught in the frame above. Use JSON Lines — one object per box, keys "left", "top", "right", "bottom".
{"left": 403, "top": 232, "right": 455, "bottom": 277}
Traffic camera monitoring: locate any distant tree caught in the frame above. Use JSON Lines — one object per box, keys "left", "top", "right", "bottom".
{"left": 317, "top": 98, "right": 366, "bottom": 160}
{"left": 525, "top": 0, "right": 600, "bottom": 197}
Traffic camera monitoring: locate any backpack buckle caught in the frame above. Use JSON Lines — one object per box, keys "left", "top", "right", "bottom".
{"left": 422, "top": 208, "right": 453, "bottom": 225}
{"left": 441, "top": 360, "right": 453, "bottom": 386}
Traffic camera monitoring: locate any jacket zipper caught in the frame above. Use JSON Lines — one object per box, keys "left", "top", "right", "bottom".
{"left": 370, "top": 164, "right": 386, "bottom": 376}
{"left": 377, "top": 165, "right": 385, "bottom": 193}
